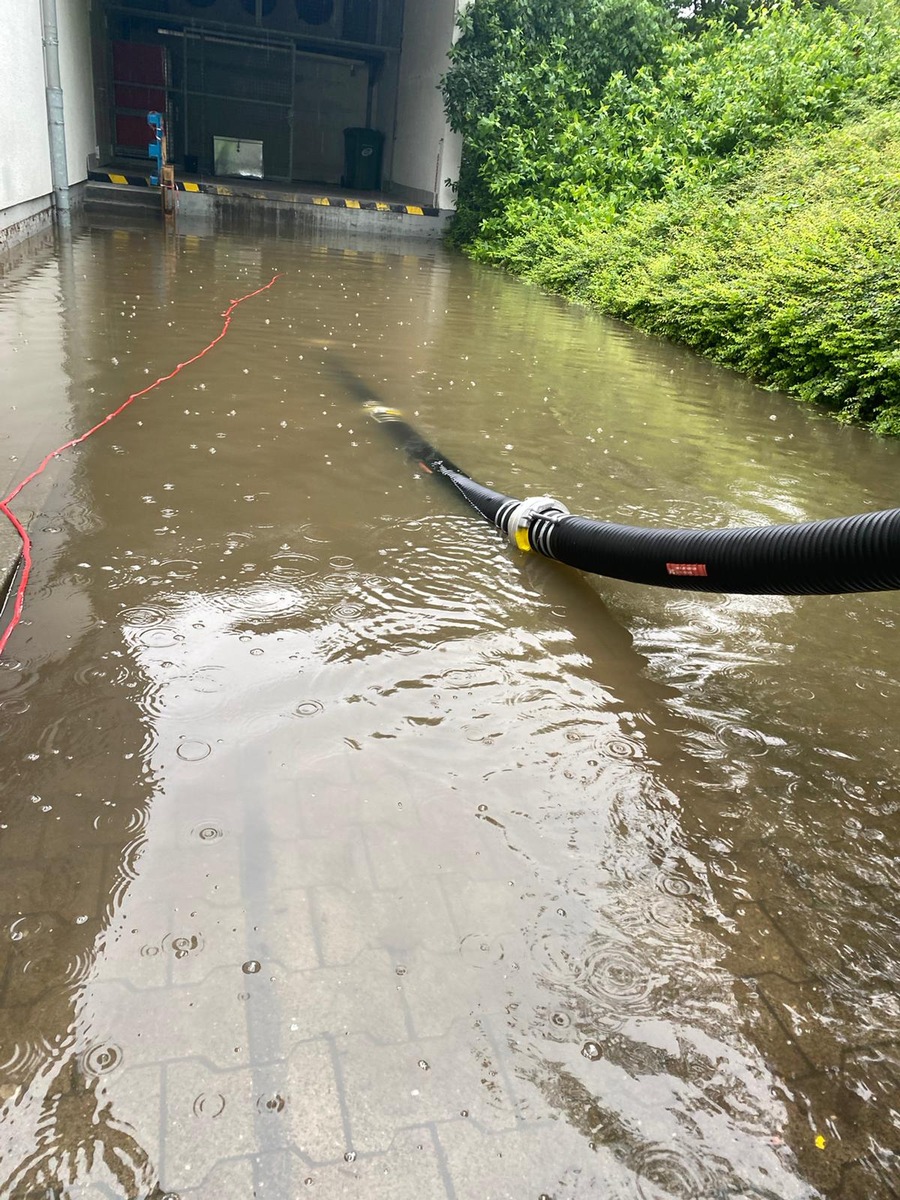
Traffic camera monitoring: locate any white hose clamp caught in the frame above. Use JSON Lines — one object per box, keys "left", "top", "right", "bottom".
{"left": 506, "top": 496, "right": 570, "bottom": 552}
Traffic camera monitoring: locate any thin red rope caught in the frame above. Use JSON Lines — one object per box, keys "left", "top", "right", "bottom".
{"left": 0, "top": 273, "right": 282, "bottom": 657}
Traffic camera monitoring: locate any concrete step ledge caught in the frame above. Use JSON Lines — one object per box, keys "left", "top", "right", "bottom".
{"left": 87, "top": 172, "right": 446, "bottom": 221}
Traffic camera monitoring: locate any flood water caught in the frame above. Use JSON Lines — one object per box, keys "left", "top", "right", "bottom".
{"left": 1, "top": 222, "right": 898, "bottom": 1200}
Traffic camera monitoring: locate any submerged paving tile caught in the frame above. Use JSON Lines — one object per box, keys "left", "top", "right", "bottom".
{"left": 395, "top": 947, "right": 513, "bottom": 1041}
{"left": 159, "top": 1039, "right": 347, "bottom": 1175}
{"left": 361, "top": 813, "right": 507, "bottom": 889}
{"left": 169, "top": 1128, "right": 456, "bottom": 1200}
{"left": 312, "top": 878, "right": 460, "bottom": 967}
{"left": 274, "top": 951, "right": 412, "bottom": 1045}
{"left": 82, "top": 974, "right": 256, "bottom": 1073}
{"left": 435, "top": 1118, "right": 609, "bottom": 1200}
{"left": 265, "top": 826, "right": 374, "bottom": 892}
{"left": 336, "top": 1029, "right": 524, "bottom": 1153}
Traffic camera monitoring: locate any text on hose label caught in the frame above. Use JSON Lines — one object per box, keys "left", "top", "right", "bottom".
{"left": 666, "top": 563, "right": 708, "bottom": 577}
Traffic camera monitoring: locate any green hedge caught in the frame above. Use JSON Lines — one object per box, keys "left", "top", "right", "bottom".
{"left": 445, "top": 0, "right": 900, "bottom": 433}
{"left": 484, "top": 108, "right": 900, "bottom": 434}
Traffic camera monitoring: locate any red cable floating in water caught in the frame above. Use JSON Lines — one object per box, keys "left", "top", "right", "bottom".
{"left": 0, "top": 273, "right": 281, "bottom": 656}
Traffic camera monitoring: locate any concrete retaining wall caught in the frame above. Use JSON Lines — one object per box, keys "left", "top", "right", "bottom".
{"left": 173, "top": 187, "right": 450, "bottom": 239}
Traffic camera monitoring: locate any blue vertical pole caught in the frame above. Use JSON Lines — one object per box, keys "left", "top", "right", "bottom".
{"left": 148, "top": 111, "right": 163, "bottom": 186}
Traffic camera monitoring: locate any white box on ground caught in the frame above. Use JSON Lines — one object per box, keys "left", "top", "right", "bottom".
{"left": 213, "top": 137, "right": 264, "bottom": 179}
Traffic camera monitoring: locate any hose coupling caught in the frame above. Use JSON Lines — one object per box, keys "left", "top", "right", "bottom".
{"left": 506, "top": 496, "right": 570, "bottom": 552}
{"left": 363, "top": 402, "right": 403, "bottom": 423}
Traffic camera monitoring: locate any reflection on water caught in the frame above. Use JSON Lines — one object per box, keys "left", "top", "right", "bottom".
{"left": 0, "top": 224, "right": 898, "bottom": 1199}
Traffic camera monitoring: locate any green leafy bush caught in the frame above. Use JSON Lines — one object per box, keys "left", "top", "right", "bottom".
{"left": 493, "top": 108, "right": 900, "bottom": 433}
{"left": 442, "top": 0, "right": 676, "bottom": 245}
{"left": 448, "top": 0, "right": 900, "bottom": 244}
{"left": 442, "top": 0, "right": 900, "bottom": 433}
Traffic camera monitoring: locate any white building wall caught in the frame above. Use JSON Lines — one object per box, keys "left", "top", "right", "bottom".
{"left": 59, "top": 0, "right": 99, "bottom": 185}
{"left": 1, "top": 0, "right": 96, "bottom": 252}
{"left": 0, "top": 2, "right": 53, "bottom": 216}
{"left": 390, "top": 0, "right": 462, "bottom": 209}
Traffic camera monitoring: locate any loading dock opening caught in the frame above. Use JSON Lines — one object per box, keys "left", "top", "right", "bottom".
{"left": 91, "top": 0, "right": 462, "bottom": 210}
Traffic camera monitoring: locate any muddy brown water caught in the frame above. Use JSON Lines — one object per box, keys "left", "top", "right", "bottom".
{"left": 0, "top": 223, "right": 898, "bottom": 1200}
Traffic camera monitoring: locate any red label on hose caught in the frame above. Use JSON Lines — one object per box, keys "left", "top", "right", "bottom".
{"left": 666, "top": 562, "right": 708, "bottom": 577}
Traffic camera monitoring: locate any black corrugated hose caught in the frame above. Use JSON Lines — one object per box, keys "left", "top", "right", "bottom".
{"left": 341, "top": 369, "right": 900, "bottom": 597}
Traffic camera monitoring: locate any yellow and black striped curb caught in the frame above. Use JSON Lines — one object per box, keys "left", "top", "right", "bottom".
{"left": 88, "top": 172, "right": 440, "bottom": 217}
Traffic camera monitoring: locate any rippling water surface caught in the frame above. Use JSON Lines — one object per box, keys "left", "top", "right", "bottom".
{"left": 0, "top": 224, "right": 898, "bottom": 1200}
